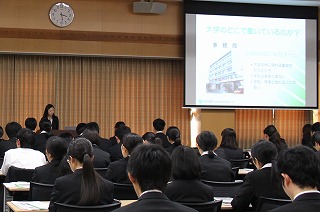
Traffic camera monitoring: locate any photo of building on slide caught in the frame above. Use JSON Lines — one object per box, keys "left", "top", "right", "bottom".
{"left": 206, "top": 51, "right": 244, "bottom": 94}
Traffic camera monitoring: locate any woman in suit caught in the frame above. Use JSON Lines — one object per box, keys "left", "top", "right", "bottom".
{"left": 231, "top": 140, "right": 289, "bottom": 211}
{"left": 215, "top": 128, "right": 243, "bottom": 161}
{"left": 263, "top": 125, "right": 287, "bottom": 155}
{"left": 49, "top": 138, "right": 114, "bottom": 211}
{"left": 165, "top": 126, "right": 182, "bottom": 155}
{"left": 196, "top": 131, "right": 234, "bottom": 182}
{"left": 164, "top": 145, "right": 214, "bottom": 203}
{"left": 32, "top": 136, "right": 71, "bottom": 184}
{"left": 40, "top": 104, "right": 59, "bottom": 130}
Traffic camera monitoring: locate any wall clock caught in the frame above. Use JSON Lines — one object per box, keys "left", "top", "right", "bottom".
{"left": 49, "top": 2, "right": 74, "bottom": 27}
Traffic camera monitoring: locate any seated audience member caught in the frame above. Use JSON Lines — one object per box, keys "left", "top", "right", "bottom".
{"left": 269, "top": 146, "right": 320, "bottom": 212}
{"left": 312, "top": 131, "right": 320, "bottom": 155}
{"left": 0, "top": 126, "right": 3, "bottom": 142}
{"left": 25, "top": 117, "right": 37, "bottom": 133}
{"left": 82, "top": 129, "right": 111, "bottom": 168}
{"left": 86, "top": 122, "right": 112, "bottom": 154}
{"left": 106, "top": 133, "right": 143, "bottom": 183}
{"left": 301, "top": 123, "right": 313, "bottom": 149}
{"left": 215, "top": 128, "right": 243, "bottom": 161}
{"left": 113, "top": 144, "right": 197, "bottom": 212}
{"left": 0, "top": 122, "right": 22, "bottom": 158}
{"left": 32, "top": 136, "right": 71, "bottom": 184}
{"left": 142, "top": 132, "right": 162, "bottom": 146}
{"left": 49, "top": 138, "right": 114, "bottom": 211}
{"left": 110, "top": 121, "right": 126, "bottom": 146}
{"left": 109, "top": 125, "right": 131, "bottom": 161}
{"left": 263, "top": 125, "right": 287, "bottom": 155}
{"left": 164, "top": 145, "right": 214, "bottom": 203}
{"left": 32, "top": 119, "right": 52, "bottom": 154}
{"left": 231, "top": 140, "right": 289, "bottom": 211}
{"left": 0, "top": 128, "right": 47, "bottom": 176}
{"left": 196, "top": 131, "right": 233, "bottom": 182}
{"left": 75, "top": 122, "right": 87, "bottom": 137}
{"left": 311, "top": 121, "right": 320, "bottom": 133}
{"left": 165, "top": 126, "right": 182, "bottom": 155}
{"left": 153, "top": 118, "right": 170, "bottom": 148}
{"left": 58, "top": 132, "right": 73, "bottom": 146}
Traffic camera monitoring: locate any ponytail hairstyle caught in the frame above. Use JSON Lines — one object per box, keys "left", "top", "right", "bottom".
{"left": 67, "top": 138, "right": 104, "bottom": 205}
{"left": 166, "top": 126, "right": 182, "bottom": 147}
{"left": 196, "top": 131, "right": 218, "bottom": 158}
{"left": 220, "top": 128, "right": 239, "bottom": 149}
{"left": 263, "top": 125, "right": 282, "bottom": 152}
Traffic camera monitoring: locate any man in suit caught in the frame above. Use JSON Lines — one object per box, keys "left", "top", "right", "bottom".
{"left": 108, "top": 125, "right": 131, "bottom": 161}
{"left": 0, "top": 122, "right": 22, "bottom": 158}
{"left": 86, "top": 122, "right": 113, "bottom": 154}
{"left": 113, "top": 144, "right": 196, "bottom": 212}
{"left": 153, "top": 118, "right": 170, "bottom": 148}
{"left": 270, "top": 146, "right": 320, "bottom": 212}
{"left": 32, "top": 119, "right": 52, "bottom": 155}
{"left": 25, "top": 117, "right": 37, "bottom": 133}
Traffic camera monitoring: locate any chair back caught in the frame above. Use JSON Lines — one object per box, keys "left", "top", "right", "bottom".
{"left": 94, "top": 168, "right": 108, "bottom": 178}
{"left": 54, "top": 200, "right": 121, "bottom": 212}
{"left": 181, "top": 200, "right": 222, "bottom": 212}
{"left": 230, "top": 159, "right": 250, "bottom": 168}
{"left": 113, "top": 183, "right": 138, "bottom": 200}
{"left": 29, "top": 181, "right": 54, "bottom": 200}
{"left": 4, "top": 166, "right": 34, "bottom": 183}
{"left": 231, "top": 167, "right": 239, "bottom": 181}
{"left": 255, "top": 196, "right": 291, "bottom": 212}
{"left": 201, "top": 180, "right": 243, "bottom": 197}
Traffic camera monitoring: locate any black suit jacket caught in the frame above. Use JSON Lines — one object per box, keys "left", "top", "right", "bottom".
{"left": 231, "top": 167, "right": 289, "bottom": 211}
{"left": 41, "top": 116, "right": 59, "bottom": 130}
{"left": 0, "top": 138, "right": 17, "bottom": 158}
{"left": 98, "top": 137, "right": 113, "bottom": 153}
{"left": 199, "top": 154, "right": 234, "bottom": 182}
{"left": 109, "top": 143, "right": 123, "bottom": 162}
{"left": 92, "top": 145, "right": 111, "bottom": 168}
{"left": 164, "top": 180, "right": 214, "bottom": 203}
{"left": 32, "top": 160, "right": 61, "bottom": 184}
{"left": 155, "top": 132, "right": 171, "bottom": 148}
{"left": 113, "top": 191, "right": 197, "bottom": 212}
{"left": 269, "top": 192, "right": 320, "bottom": 212}
{"left": 105, "top": 157, "right": 130, "bottom": 183}
{"left": 49, "top": 169, "right": 114, "bottom": 212}
{"left": 32, "top": 132, "right": 51, "bottom": 155}
{"left": 215, "top": 147, "right": 243, "bottom": 161}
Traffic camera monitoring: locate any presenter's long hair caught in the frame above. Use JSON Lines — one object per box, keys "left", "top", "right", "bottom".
{"left": 42, "top": 104, "right": 57, "bottom": 118}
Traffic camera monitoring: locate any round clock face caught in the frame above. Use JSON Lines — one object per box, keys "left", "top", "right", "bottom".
{"left": 49, "top": 3, "right": 74, "bottom": 27}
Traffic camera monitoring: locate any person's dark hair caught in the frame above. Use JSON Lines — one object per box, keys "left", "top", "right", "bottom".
{"left": 67, "top": 138, "right": 105, "bottom": 205}
{"left": 127, "top": 144, "right": 172, "bottom": 192}
{"left": 276, "top": 145, "right": 320, "bottom": 189}
{"left": 16, "top": 128, "right": 33, "bottom": 148}
{"left": 196, "top": 131, "right": 218, "bottom": 158}
{"left": 220, "top": 128, "right": 239, "bottom": 149}
{"left": 251, "top": 140, "right": 278, "bottom": 166}
{"left": 166, "top": 126, "right": 181, "bottom": 146}
{"left": 114, "top": 121, "right": 126, "bottom": 129}
{"left": 82, "top": 129, "right": 101, "bottom": 145}
{"left": 42, "top": 104, "right": 56, "bottom": 118}
{"left": 311, "top": 122, "right": 320, "bottom": 132}
{"left": 122, "top": 133, "right": 143, "bottom": 154}
{"left": 5, "top": 122, "right": 22, "bottom": 138}
{"left": 171, "top": 145, "right": 201, "bottom": 180}
{"left": 302, "top": 123, "right": 313, "bottom": 147}
{"left": 263, "top": 125, "right": 284, "bottom": 152}
{"left": 312, "top": 131, "right": 320, "bottom": 145}
{"left": 115, "top": 125, "right": 131, "bottom": 141}
{"left": 153, "top": 118, "right": 166, "bottom": 131}
{"left": 39, "top": 119, "right": 52, "bottom": 132}
{"left": 59, "top": 132, "right": 73, "bottom": 143}
{"left": 0, "top": 126, "right": 3, "bottom": 138}
{"left": 86, "top": 122, "right": 100, "bottom": 134}
{"left": 142, "top": 132, "right": 162, "bottom": 145}
{"left": 25, "top": 117, "right": 37, "bottom": 131}
{"left": 76, "top": 123, "right": 87, "bottom": 136}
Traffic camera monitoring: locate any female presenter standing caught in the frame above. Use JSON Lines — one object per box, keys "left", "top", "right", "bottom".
{"left": 41, "top": 104, "right": 59, "bottom": 130}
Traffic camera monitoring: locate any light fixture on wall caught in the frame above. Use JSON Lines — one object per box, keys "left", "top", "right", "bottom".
{"left": 133, "top": 0, "right": 167, "bottom": 14}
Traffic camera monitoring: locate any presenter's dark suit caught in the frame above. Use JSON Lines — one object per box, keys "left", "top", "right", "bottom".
{"left": 32, "top": 132, "right": 51, "bottom": 155}
{"left": 105, "top": 157, "right": 130, "bottom": 183}
{"left": 215, "top": 147, "right": 244, "bottom": 161}
{"left": 269, "top": 192, "right": 320, "bottom": 212}
{"left": 92, "top": 145, "right": 111, "bottom": 168}
{"left": 113, "top": 191, "right": 197, "bottom": 212}
{"left": 231, "top": 167, "right": 289, "bottom": 211}
{"left": 199, "top": 154, "right": 234, "bottom": 182}
{"left": 49, "top": 169, "right": 114, "bottom": 212}
{"left": 155, "top": 132, "right": 171, "bottom": 148}
{"left": 164, "top": 180, "right": 214, "bottom": 203}
{"left": 32, "top": 160, "right": 61, "bottom": 184}
{"left": 0, "top": 138, "right": 17, "bottom": 158}
{"left": 109, "top": 143, "right": 123, "bottom": 162}
{"left": 40, "top": 116, "right": 59, "bottom": 130}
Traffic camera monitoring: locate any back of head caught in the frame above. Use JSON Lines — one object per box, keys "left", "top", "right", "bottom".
{"left": 39, "top": 119, "right": 52, "bottom": 132}
{"left": 142, "top": 132, "right": 162, "bottom": 145}
{"left": 153, "top": 118, "right": 166, "bottom": 131}
{"left": 312, "top": 131, "right": 320, "bottom": 145}
{"left": 17, "top": 128, "right": 33, "bottom": 148}
{"left": 166, "top": 126, "right": 181, "bottom": 146}
{"left": 302, "top": 123, "right": 312, "bottom": 134}
{"left": 0, "top": 126, "right": 3, "bottom": 138}
{"left": 128, "top": 144, "right": 172, "bottom": 192}
{"left": 25, "top": 117, "right": 37, "bottom": 131}
{"left": 122, "top": 133, "right": 143, "bottom": 154}
{"left": 59, "top": 132, "right": 73, "bottom": 143}
{"left": 46, "top": 136, "right": 68, "bottom": 161}
{"left": 114, "top": 121, "right": 126, "bottom": 129}
{"left": 276, "top": 145, "right": 320, "bottom": 189}
{"left": 82, "top": 129, "right": 101, "bottom": 145}
{"left": 67, "top": 138, "right": 93, "bottom": 161}
{"left": 220, "top": 128, "right": 238, "bottom": 149}
{"left": 76, "top": 123, "right": 87, "bottom": 135}
{"left": 196, "top": 131, "right": 218, "bottom": 152}
{"left": 263, "top": 125, "right": 282, "bottom": 149}
{"left": 115, "top": 125, "right": 131, "bottom": 141}
{"left": 5, "top": 122, "right": 22, "bottom": 139}
{"left": 311, "top": 122, "right": 320, "bottom": 132}
{"left": 171, "top": 145, "right": 201, "bottom": 180}
{"left": 86, "top": 122, "right": 100, "bottom": 134}
{"left": 251, "top": 140, "right": 277, "bottom": 165}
